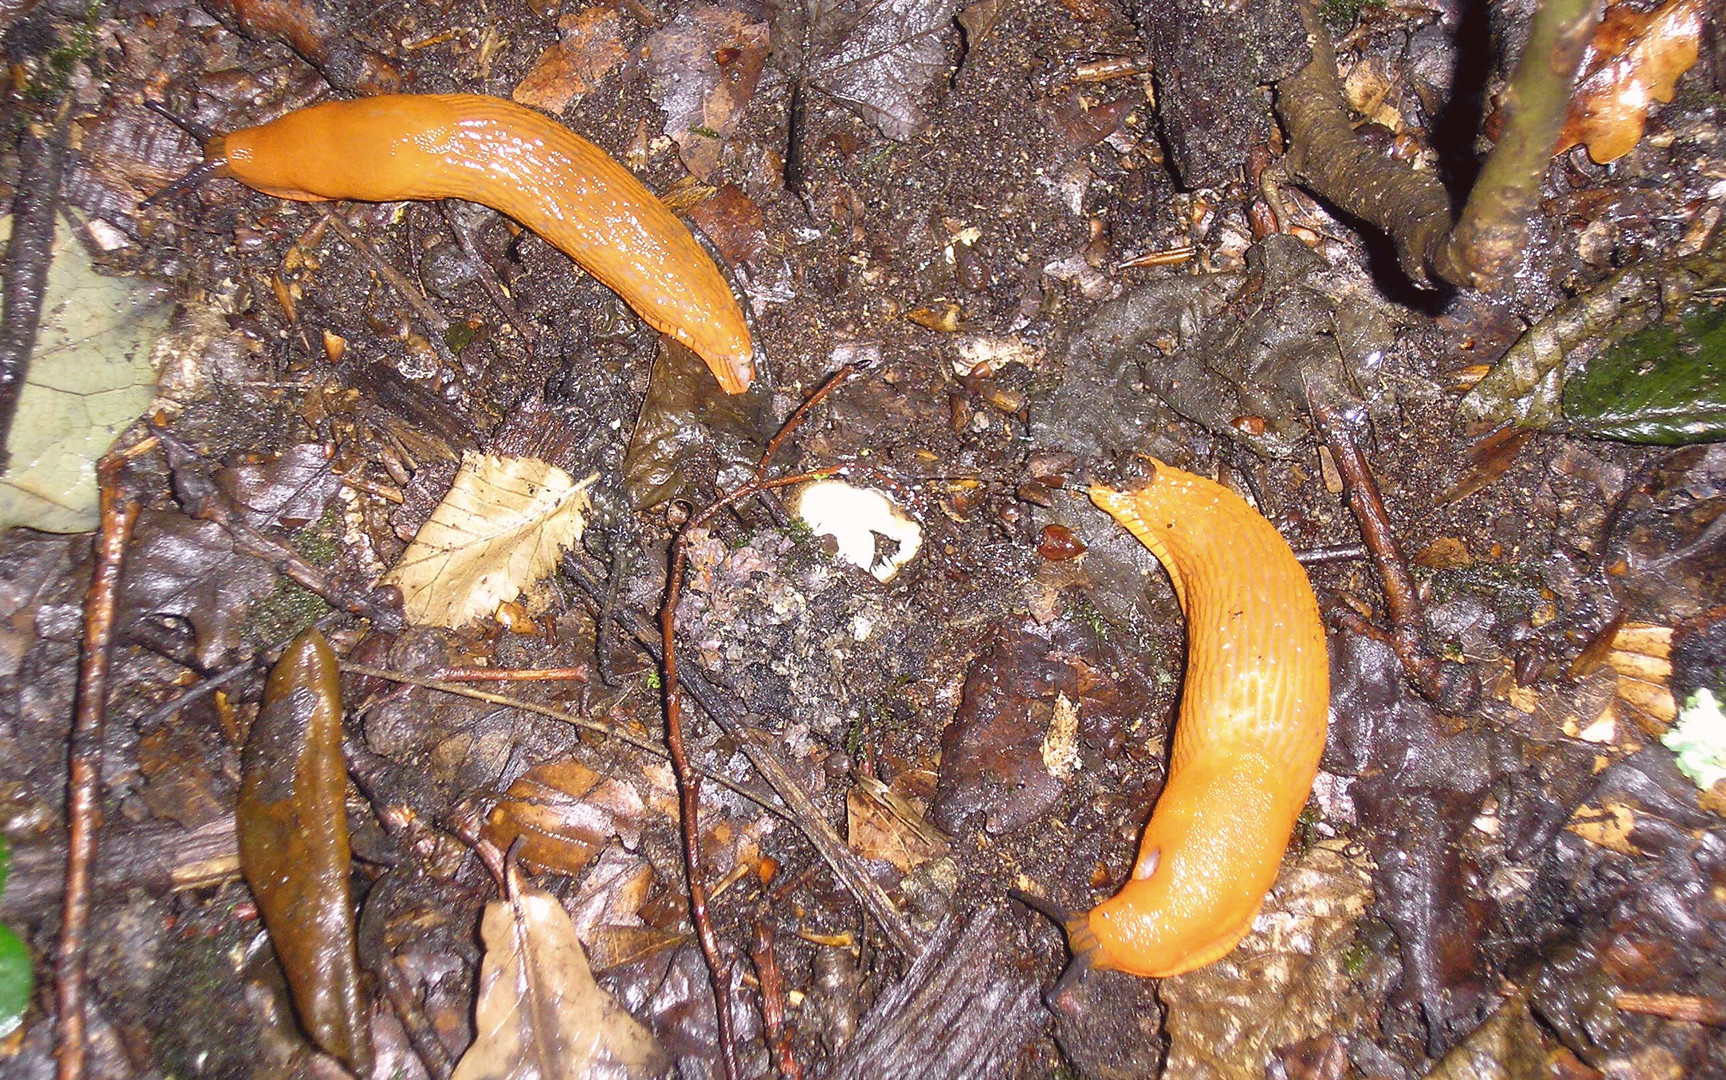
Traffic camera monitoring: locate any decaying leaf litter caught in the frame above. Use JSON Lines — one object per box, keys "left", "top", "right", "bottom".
{"left": 0, "top": 0, "right": 1722, "bottom": 1076}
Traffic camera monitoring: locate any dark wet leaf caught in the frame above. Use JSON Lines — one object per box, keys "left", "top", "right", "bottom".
{"left": 932, "top": 616, "right": 1145, "bottom": 834}
{"left": 119, "top": 509, "right": 280, "bottom": 669}
{"left": 453, "top": 878, "right": 665, "bottom": 1080}
{"left": 1419, "top": 994, "right": 1549, "bottom": 1080}
{"left": 787, "top": 0, "right": 962, "bottom": 140}
{"left": 213, "top": 444, "right": 340, "bottom": 530}
{"left": 623, "top": 341, "right": 768, "bottom": 509}
{"left": 482, "top": 757, "right": 650, "bottom": 877}
{"left": 646, "top": 5, "right": 770, "bottom": 178}
{"left": 238, "top": 630, "right": 371, "bottom": 1073}
{"left": 1559, "top": 301, "right": 1726, "bottom": 445}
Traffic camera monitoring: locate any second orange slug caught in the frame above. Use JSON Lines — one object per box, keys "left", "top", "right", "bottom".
{"left": 1072, "top": 461, "right": 1329, "bottom": 978}
{"left": 204, "top": 94, "right": 755, "bottom": 393}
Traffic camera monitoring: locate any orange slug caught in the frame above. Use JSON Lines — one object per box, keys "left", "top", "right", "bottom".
{"left": 1074, "top": 461, "right": 1329, "bottom": 978}
{"left": 204, "top": 94, "right": 754, "bottom": 393}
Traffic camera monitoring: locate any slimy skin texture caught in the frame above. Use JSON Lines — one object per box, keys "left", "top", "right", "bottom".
{"left": 206, "top": 94, "right": 754, "bottom": 393}
{"left": 1078, "top": 462, "right": 1329, "bottom": 978}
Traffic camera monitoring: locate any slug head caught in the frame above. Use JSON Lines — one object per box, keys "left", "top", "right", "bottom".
{"left": 1079, "top": 752, "right": 1296, "bottom": 978}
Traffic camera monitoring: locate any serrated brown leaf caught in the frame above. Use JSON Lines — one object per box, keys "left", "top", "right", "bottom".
{"left": 513, "top": 8, "right": 627, "bottom": 114}
{"left": 452, "top": 880, "right": 665, "bottom": 1080}
{"left": 383, "top": 453, "right": 594, "bottom": 628}
{"left": 238, "top": 630, "right": 371, "bottom": 1073}
{"left": 1556, "top": 0, "right": 1703, "bottom": 164}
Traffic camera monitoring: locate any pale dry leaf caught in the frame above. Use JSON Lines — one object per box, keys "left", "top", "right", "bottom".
{"left": 452, "top": 882, "right": 666, "bottom": 1080}
{"left": 383, "top": 453, "right": 594, "bottom": 628}
{"left": 0, "top": 216, "right": 166, "bottom": 532}
{"left": 1556, "top": 0, "right": 1703, "bottom": 164}
{"left": 1159, "top": 839, "right": 1375, "bottom": 1080}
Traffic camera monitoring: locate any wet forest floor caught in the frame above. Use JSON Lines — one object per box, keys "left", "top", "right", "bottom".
{"left": 0, "top": 0, "right": 1723, "bottom": 1077}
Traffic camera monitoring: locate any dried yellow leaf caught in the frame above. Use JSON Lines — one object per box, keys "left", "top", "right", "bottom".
{"left": 384, "top": 453, "right": 594, "bottom": 628}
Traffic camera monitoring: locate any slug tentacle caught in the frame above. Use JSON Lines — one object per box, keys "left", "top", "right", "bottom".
{"left": 205, "top": 94, "right": 755, "bottom": 393}
{"left": 1076, "top": 462, "right": 1329, "bottom": 978}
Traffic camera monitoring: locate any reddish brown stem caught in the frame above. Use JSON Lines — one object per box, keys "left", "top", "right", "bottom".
{"left": 57, "top": 459, "right": 141, "bottom": 1080}
{"left": 657, "top": 363, "right": 861, "bottom": 1080}
{"left": 1309, "top": 401, "right": 1476, "bottom": 711}
{"left": 1614, "top": 991, "right": 1726, "bottom": 1026}
{"left": 427, "top": 665, "right": 589, "bottom": 683}
{"left": 750, "top": 915, "right": 804, "bottom": 1080}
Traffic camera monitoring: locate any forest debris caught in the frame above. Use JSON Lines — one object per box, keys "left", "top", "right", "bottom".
{"left": 513, "top": 8, "right": 626, "bottom": 113}
{"left": 1555, "top": 0, "right": 1703, "bottom": 164}
{"left": 213, "top": 444, "right": 340, "bottom": 530}
{"left": 646, "top": 5, "right": 769, "bottom": 178}
{"left": 784, "top": 0, "right": 961, "bottom": 140}
{"left": 686, "top": 184, "right": 768, "bottom": 266}
{"left": 1456, "top": 254, "right": 1726, "bottom": 433}
{"left": 0, "top": 216, "right": 165, "bottom": 533}
{"left": 624, "top": 341, "right": 767, "bottom": 510}
{"left": 1159, "top": 840, "right": 1374, "bottom": 1080}
{"left": 1661, "top": 688, "right": 1726, "bottom": 789}
{"left": 794, "top": 481, "right": 923, "bottom": 583}
{"left": 1417, "top": 994, "right": 1549, "bottom": 1080}
{"left": 846, "top": 772, "right": 950, "bottom": 872}
{"left": 383, "top": 453, "right": 594, "bottom": 628}
{"left": 237, "top": 630, "right": 371, "bottom": 1073}
{"left": 452, "top": 877, "right": 665, "bottom": 1080}
{"left": 823, "top": 905, "right": 1046, "bottom": 1080}
{"left": 483, "top": 758, "right": 651, "bottom": 876}
{"left": 119, "top": 510, "right": 280, "bottom": 668}
{"left": 1565, "top": 799, "right": 1642, "bottom": 855}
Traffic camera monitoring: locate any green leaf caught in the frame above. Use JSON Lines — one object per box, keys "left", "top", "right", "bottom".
{"left": 0, "top": 922, "right": 30, "bottom": 1039}
{"left": 1560, "top": 302, "right": 1726, "bottom": 444}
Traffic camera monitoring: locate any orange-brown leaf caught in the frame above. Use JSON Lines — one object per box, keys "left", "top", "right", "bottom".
{"left": 1556, "top": 0, "right": 1703, "bottom": 164}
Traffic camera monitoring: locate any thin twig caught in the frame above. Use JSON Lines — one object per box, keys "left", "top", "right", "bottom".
{"left": 57, "top": 456, "right": 141, "bottom": 1080}
{"left": 750, "top": 912, "right": 805, "bottom": 1080}
{"left": 428, "top": 665, "right": 589, "bottom": 683}
{"left": 1309, "top": 399, "right": 1477, "bottom": 711}
{"left": 339, "top": 662, "right": 788, "bottom": 819}
{"left": 0, "top": 101, "right": 73, "bottom": 472}
{"left": 1613, "top": 991, "right": 1726, "bottom": 1026}
{"left": 318, "top": 208, "right": 461, "bottom": 369}
{"left": 658, "top": 364, "right": 863, "bottom": 1080}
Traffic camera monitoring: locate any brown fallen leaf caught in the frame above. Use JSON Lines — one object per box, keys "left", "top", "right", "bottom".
{"left": 1159, "top": 840, "right": 1374, "bottom": 1080}
{"left": 646, "top": 5, "right": 770, "bottom": 178}
{"left": 452, "top": 875, "right": 666, "bottom": 1080}
{"left": 483, "top": 758, "right": 650, "bottom": 877}
{"left": 513, "top": 8, "right": 627, "bottom": 114}
{"left": 846, "top": 771, "right": 950, "bottom": 872}
{"left": 1555, "top": 0, "right": 1703, "bottom": 164}
{"left": 238, "top": 630, "right": 371, "bottom": 1073}
{"left": 383, "top": 452, "right": 594, "bottom": 628}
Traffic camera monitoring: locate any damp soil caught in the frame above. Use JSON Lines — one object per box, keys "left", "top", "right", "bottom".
{"left": 0, "top": 0, "right": 1723, "bottom": 1077}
